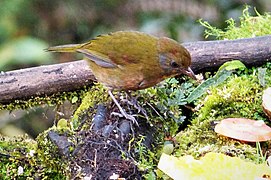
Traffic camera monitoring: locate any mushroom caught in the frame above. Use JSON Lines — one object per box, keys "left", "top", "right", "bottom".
{"left": 214, "top": 118, "right": 271, "bottom": 142}
{"left": 263, "top": 87, "right": 271, "bottom": 119}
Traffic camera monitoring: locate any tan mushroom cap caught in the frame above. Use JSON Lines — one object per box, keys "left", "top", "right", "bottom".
{"left": 215, "top": 118, "right": 271, "bottom": 142}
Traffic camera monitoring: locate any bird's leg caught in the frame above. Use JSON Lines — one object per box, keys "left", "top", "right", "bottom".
{"left": 108, "top": 90, "right": 138, "bottom": 126}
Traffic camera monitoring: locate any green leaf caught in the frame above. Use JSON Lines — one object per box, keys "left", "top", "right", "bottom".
{"left": 186, "top": 60, "right": 246, "bottom": 103}
{"left": 186, "top": 69, "right": 232, "bottom": 103}
{"left": 217, "top": 60, "right": 246, "bottom": 73}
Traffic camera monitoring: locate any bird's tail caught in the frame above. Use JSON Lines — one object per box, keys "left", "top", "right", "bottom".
{"left": 46, "top": 44, "right": 82, "bottom": 52}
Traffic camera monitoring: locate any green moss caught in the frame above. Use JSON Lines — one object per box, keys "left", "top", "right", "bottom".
{"left": 0, "top": 135, "right": 36, "bottom": 179}
{"left": 195, "top": 74, "right": 265, "bottom": 123}
{"left": 174, "top": 65, "right": 271, "bottom": 163}
{"left": 200, "top": 6, "right": 271, "bottom": 39}
{"left": 173, "top": 6, "right": 271, "bottom": 164}
{"left": 0, "top": 134, "right": 65, "bottom": 179}
{"left": 140, "top": 78, "right": 196, "bottom": 135}
{"left": 71, "top": 83, "right": 109, "bottom": 130}
{"left": 174, "top": 118, "right": 259, "bottom": 162}
{"left": 0, "top": 87, "right": 90, "bottom": 111}
{"left": 35, "top": 128, "right": 73, "bottom": 177}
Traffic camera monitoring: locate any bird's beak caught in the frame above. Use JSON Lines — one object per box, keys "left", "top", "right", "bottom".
{"left": 183, "top": 67, "right": 197, "bottom": 80}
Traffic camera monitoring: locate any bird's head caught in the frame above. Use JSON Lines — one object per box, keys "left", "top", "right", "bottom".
{"left": 157, "top": 37, "right": 196, "bottom": 80}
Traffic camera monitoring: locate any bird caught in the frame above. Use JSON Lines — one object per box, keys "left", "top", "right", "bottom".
{"left": 47, "top": 31, "right": 196, "bottom": 123}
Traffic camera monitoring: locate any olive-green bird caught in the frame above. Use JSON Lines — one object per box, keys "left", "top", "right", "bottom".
{"left": 47, "top": 31, "right": 196, "bottom": 123}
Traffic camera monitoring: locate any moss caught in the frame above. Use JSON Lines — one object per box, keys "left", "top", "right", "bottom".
{"left": 174, "top": 118, "right": 259, "bottom": 162}
{"left": 0, "top": 87, "right": 90, "bottom": 111}
{"left": 0, "top": 134, "right": 65, "bottom": 179}
{"left": 173, "top": 6, "right": 271, "bottom": 165}
{"left": 195, "top": 74, "right": 266, "bottom": 123}
{"left": 71, "top": 83, "right": 109, "bottom": 130}
{"left": 174, "top": 64, "right": 271, "bottom": 163}
{"left": 200, "top": 6, "right": 271, "bottom": 39}
{"left": 35, "top": 127, "right": 74, "bottom": 177}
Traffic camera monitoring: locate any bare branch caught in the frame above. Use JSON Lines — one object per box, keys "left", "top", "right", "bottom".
{"left": 0, "top": 35, "right": 270, "bottom": 104}
{"left": 184, "top": 35, "right": 271, "bottom": 72}
{"left": 0, "top": 61, "right": 95, "bottom": 104}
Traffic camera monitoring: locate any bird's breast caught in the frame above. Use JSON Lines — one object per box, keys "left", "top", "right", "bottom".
{"left": 89, "top": 61, "right": 165, "bottom": 90}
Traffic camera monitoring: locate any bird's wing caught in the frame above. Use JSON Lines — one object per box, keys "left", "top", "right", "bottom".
{"left": 77, "top": 49, "right": 117, "bottom": 68}
{"left": 80, "top": 31, "right": 158, "bottom": 66}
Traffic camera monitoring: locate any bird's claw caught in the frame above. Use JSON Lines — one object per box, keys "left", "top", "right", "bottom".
{"left": 111, "top": 112, "right": 138, "bottom": 126}
{"left": 124, "top": 114, "right": 138, "bottom": 126}
{"left": 122, "top": 94, "right": 149, "bottom": 120}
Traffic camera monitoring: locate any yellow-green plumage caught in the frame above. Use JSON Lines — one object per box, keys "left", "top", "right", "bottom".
{"left": 47, "top": 31, "right": 195, "bottom": 90}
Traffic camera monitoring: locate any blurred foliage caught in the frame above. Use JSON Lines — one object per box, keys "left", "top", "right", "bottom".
{"left": 0, "top": 37, "right": 52, "bottom": 69}
{"left": 0, "top": 0, "right": 52, "bottom": 70}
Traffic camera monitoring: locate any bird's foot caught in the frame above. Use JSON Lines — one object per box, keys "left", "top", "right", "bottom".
{"left": 108, "top": 90, "right": 139, "bottom": 126}
{"left": 111, "top": 111, "right": 138, "bottom": 126}
{"left": 122, "top": 92, "right": 148, "bottom": 120}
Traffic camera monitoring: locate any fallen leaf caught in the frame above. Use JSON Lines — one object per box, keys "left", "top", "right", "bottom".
{"left": 158, "top": 152, "right": 271, "bottom": 180}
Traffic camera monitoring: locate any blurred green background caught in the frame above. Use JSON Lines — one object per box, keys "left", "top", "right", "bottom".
{"left": 0, "top": 0, "right": 270, "bottom": 137}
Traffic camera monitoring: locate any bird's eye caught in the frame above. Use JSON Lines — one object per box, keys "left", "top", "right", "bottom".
{"left": 170, "top": 61, "right": 179, "bottom": 68}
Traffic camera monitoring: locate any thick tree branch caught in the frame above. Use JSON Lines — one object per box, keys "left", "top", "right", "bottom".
{"left": 0, "top": 35, "right": 270, "bottom": 104}
{"left": 0, "top": 61, "right": 95, "bottom": 104}
{"left": 183, "top": 35, "right": 271, "bottom": 72}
